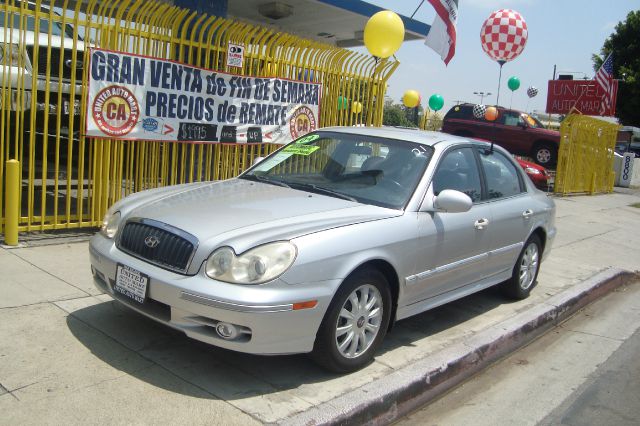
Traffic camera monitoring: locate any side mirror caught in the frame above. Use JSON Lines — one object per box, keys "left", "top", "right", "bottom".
{"left": 252, "top": 156, "right": 265, "bottom": 166}
{"left": 433, "top": 189, "right": 472, "bottom": 213}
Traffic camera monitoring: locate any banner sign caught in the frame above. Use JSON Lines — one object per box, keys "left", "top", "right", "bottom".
{"left": 546, "top": 79, "right": 618, "bottom": 116}
{"left": 86, "top": 48, "right": 322, "bottom": 143}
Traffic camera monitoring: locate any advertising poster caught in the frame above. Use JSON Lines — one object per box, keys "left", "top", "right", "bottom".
{"left": 546, "top": 79, "right": 618, "bottom": 116}
{"left": 86, "top": 48, "right": 321, "bottom": 144}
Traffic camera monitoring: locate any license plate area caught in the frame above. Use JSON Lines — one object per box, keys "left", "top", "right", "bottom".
{"left": 63, "top": 98, "right": 81, "bottom": 115}
{"left": 115, "top": 264, "right": 148, "bottom": 304}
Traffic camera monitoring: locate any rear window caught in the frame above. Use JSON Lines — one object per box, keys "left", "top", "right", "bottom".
{"left": 444, "top": 105, "right": 474, "bottom": 120}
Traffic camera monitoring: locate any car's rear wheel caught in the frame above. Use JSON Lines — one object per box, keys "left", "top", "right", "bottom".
{"left": 311, "top": 268, "right": 391, "bottom": 373}
{"left": 532, "top": 143, "right": 557, "bottom": 168}
{"left": 502, "top": 234, "right": 542, "bottom": 300}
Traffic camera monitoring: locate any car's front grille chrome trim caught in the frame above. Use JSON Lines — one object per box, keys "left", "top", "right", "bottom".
{"left": 116, "top": 218, "right": 198, "bottom": 274}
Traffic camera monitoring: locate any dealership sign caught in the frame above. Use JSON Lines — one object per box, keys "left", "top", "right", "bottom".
{"left": 86, "top": 48, "right": 321, "bottom": 143}
{"left": 546, "top": 79, "right": 617, "bottom": 116}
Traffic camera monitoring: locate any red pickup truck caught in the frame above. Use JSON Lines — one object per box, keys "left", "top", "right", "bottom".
{"left": 442, "top": 103, "right": 560, "bottom": 168}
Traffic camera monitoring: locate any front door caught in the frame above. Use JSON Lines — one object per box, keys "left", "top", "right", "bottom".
{"left": 407, "top": 147, "right": 492, "bottom": 304}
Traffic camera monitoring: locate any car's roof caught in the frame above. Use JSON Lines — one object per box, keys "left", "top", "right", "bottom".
{"left": 319, "top": 126, "right": 469, "bottom": 148}
{"left": 451, "top": 102, "right": 524, "bottom": 115}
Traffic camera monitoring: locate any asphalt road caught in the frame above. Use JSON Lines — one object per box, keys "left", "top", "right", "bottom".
{"left": 540, "top": 327, "right": 640, "bottom": 425}
{"left": 395, "top": 280, "right": 640, "bottom": 426}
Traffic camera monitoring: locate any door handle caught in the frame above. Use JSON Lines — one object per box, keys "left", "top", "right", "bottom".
{"left": 522, "top": 209, "right": 534, "bottom": 219}
{"left": 474, "top": 218, "right": 490, "bottom": 230}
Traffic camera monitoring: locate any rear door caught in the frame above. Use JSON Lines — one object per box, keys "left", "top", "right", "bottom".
{"left": 494, "top": 111, "right": 529, "bottom": 155}
{"left": 476, "top": 148, "right": 533, "bottom": 277}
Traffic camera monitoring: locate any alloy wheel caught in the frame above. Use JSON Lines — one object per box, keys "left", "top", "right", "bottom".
{"left": 334, "top": 284, "right": 383, "bottom": 359}
{"left": 519, "top": 242, "right": 539, "bottom": 290}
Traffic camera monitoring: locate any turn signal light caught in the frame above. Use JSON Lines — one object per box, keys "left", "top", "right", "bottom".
{"left": 292, "top": 300, "right": 318, "bottom": 310}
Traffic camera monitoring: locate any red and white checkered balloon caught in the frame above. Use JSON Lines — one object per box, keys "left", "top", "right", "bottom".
{"left": 480, "top": 9, "right": 528, "bottom": 63}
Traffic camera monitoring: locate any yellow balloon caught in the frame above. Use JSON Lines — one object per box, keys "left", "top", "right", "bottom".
{"left": 364, "top": 10, "right": 405, "bottom": 58}
{"left": 352, "top": 101, "right": 363, "bottom": 114}
{"left": 402, "top": 90, "right": 421, "bottom": 108}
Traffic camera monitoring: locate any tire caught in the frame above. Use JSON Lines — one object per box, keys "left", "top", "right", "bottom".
{"left": 502, "top": 234, "right": 542, "bottom": 300}
{"left": 532, "top": 143, "right": 557, "bottom": 168}
{"left": 311, "top": 268, "right": 392, "bottom": 373}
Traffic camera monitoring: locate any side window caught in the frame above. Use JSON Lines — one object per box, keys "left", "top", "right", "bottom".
{"left": 503, "top": 112, "right": 522, "bottom": 127}
{"left": 432, "top": 147, "right": 482, "bottom": 202}
{"left": 445, "top": 105, "right": 474, "bottom": 120}
{"left": 479, "top": 150, "right": 524, "bottom": 199}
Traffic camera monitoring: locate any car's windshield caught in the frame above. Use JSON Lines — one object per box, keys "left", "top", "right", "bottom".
{"left": 241, "top": 131, "right": 434, "bottom": 209}
{"left": 522, "top": 113, "right": 545, "bottom": 129}
{"left": 0, "top": 8, "right": 78, "bottom": 40}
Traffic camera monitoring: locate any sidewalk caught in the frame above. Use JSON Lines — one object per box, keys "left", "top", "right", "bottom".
{"left": 1, "top": 189, "right": 639, "bottom": 425}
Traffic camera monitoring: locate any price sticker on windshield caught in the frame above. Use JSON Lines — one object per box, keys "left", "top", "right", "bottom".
{"left": 295, "top": 134, "right": 320, "bottom": 144}
{"left": 283, "top": 145, "right": 320, "bottom": 155}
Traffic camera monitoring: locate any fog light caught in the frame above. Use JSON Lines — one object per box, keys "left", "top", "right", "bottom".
{"left": 215, "top": 322, "right": 238, "bottom": 340}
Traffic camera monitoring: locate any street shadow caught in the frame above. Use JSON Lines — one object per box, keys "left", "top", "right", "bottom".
{"left": 66, "top": 285, "right": 508, "bottom": 401}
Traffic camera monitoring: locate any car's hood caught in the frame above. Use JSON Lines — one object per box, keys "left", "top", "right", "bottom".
{"left": 125, "top": 179, "right": 401, "bottom": 258}
{"left": 516, "top": 158, "right": 545, "bottom": 171}
{"left": 0, "top": 31, "right": 85, "bottom": 50}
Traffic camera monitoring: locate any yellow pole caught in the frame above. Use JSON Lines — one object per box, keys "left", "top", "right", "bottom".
{"left": 4, "top": 160, "right": 20, "bottom": 245}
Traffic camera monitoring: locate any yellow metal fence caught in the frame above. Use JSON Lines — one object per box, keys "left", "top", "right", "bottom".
{"left": 1, "top": 0, "right": 397, "bottom": 236}
{"left": 554, "top": 114, "right": 620, "bottom": 195}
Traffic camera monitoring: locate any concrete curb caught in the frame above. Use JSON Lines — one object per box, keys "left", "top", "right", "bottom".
{"left": 279, "top": 268, "right": 638, "bottom": 426}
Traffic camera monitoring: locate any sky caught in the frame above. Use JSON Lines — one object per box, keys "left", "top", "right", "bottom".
{"left": 358, "top": 0, "right": 640, "bottom": 116}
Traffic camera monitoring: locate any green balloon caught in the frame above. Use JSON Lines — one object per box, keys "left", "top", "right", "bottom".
{"left": 428, "top": 94, "right": 444, "bottom": 111}
{"left": 337, "top": 96, "right": 349, "bottom": 110}
{"left": 508, "top": 76, "right": 521, "bottom": 91}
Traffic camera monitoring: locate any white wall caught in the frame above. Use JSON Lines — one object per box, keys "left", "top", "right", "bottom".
{"left": 632, "top": 158, "right": 640, "bottom": 187}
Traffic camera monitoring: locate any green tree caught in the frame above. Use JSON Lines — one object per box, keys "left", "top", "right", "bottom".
{"left": 382, "top": 99, "right": 418, "bottom": 127}
{"left": 593, "top": 10, "right": 640, "bottom": 126}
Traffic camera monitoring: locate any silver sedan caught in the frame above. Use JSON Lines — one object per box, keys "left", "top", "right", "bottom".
{"left": 89, "top": 127, "right": 556, "bottom": 373}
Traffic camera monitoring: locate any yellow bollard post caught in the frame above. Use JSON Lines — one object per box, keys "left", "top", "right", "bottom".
{"left": 4, "top": 160, "right": 20, "bottom": 246}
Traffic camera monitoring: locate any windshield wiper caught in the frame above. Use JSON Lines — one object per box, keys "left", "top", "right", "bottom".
{"left": 241, "top": 174, "right": 290, "bottom": 188}
{"left": 287, "top": 182, "right": 358, "bottom": 202}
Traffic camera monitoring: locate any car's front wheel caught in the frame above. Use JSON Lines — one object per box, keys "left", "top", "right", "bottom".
{"left": 311, "top": 268, "right": 391, "bottom": 373}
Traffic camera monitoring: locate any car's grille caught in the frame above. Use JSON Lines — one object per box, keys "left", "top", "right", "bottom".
{"left": 26, "top": 46, "right": 85, "bottom": 82}
{"left": 117, "top": 220, "right": 197, "bottom": 274}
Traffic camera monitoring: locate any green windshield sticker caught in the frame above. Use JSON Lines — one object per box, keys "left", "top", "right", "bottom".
{"left": 295, "top": 134, "right": 320, "bottom": 144}
{"left": 283, "top": 145, "right": 320, "bottom": 155}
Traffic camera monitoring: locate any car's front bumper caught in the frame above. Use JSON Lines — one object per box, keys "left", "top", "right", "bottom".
{"left": 89, "top": 233, "right": 336, "bottom": 355}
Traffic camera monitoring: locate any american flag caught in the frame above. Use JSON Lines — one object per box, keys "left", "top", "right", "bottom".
{"left": 595, "top": 53, "right": 614, "bottom": 115}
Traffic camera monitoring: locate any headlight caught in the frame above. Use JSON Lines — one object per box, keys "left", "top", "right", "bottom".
{"left": 205, "top": 242, "right": 297, "bottom": 284}
{"left": 0, "top": 44, "right": 25, "bottom": 67}
{"left": 100, "top": 210, "right": 121, "bottom": 238}
{"left": 525, "top": 167, "right": 542, "bottom": 175}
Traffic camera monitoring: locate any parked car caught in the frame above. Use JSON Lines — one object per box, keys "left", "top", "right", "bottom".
{"left": 442, "top": 103, "right": 560, "bottom": 168}
{"left": 516, "top": 158, "right": 552, "bottom": 190}
{"left": 615, "top": 141, "right": 640, "bottom": 158}
{"left": 0, "top": 1, "right": 84, "bottom": 147}
{"left": 89, "top": 127, "right": 556, "bottom": 373}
